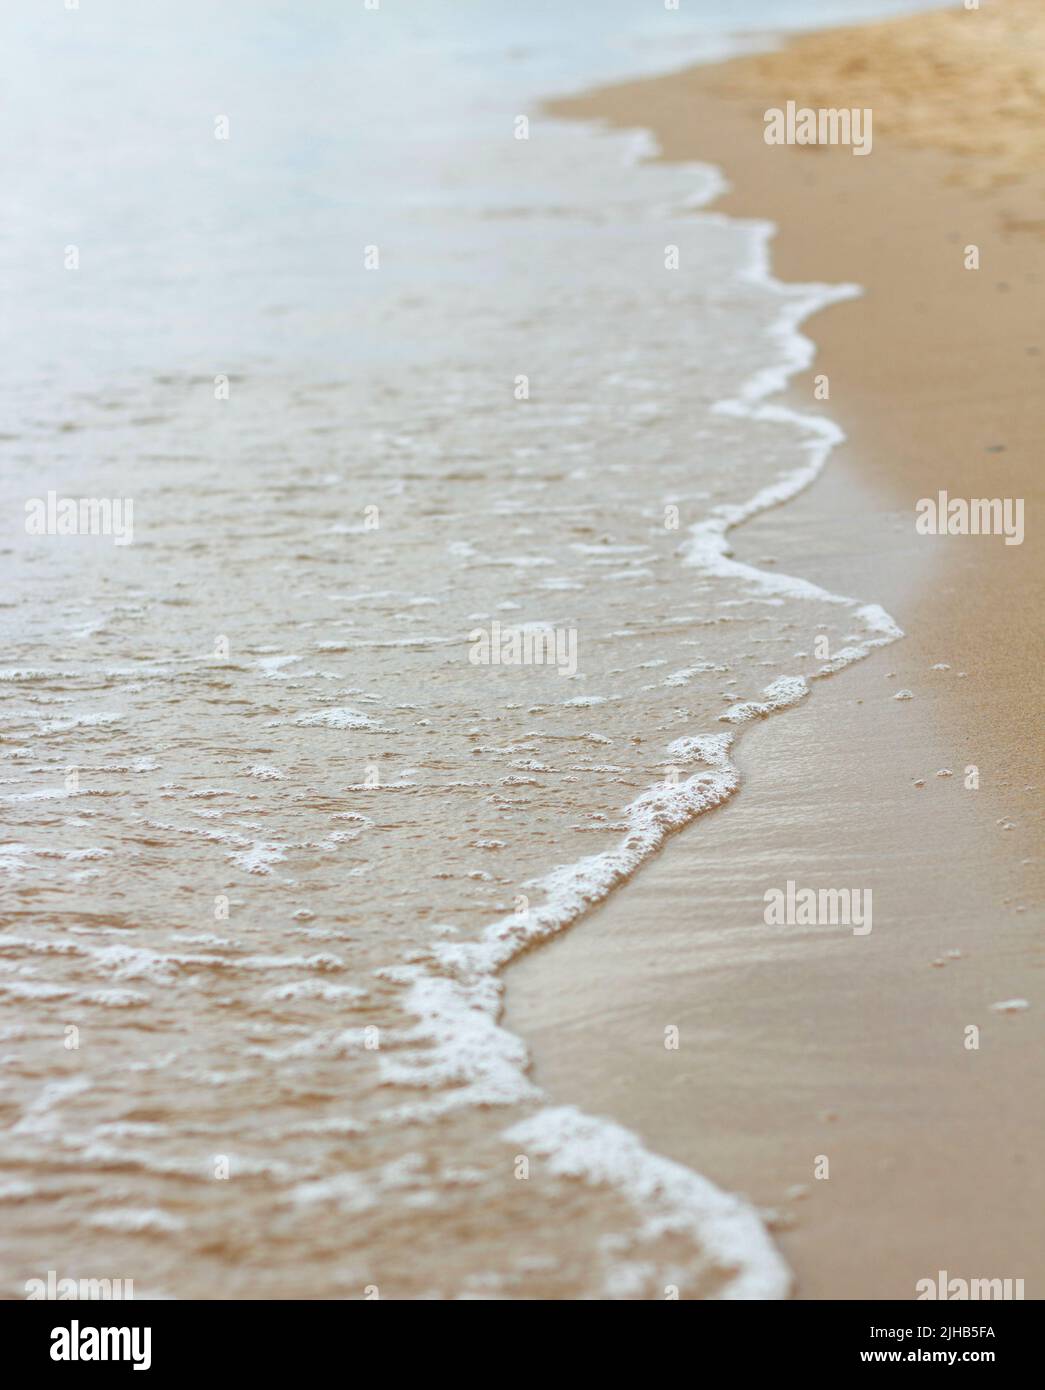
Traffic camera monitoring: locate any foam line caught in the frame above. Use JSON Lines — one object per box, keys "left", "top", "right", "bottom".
{"left": 379, "top": 130, "right": 904, "bottom": 1300}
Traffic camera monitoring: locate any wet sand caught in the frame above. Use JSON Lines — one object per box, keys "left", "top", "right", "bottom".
{"left": 506, "top": 0, "right": 1044, "bottom": 1297}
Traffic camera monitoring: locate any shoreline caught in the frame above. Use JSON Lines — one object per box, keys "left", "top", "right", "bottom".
{"left": 505, "top": 0, "right": 1043, "bottom": 1297}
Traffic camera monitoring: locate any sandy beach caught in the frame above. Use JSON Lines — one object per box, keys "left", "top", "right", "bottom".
{"left": 507, "top": 0, "right": 1044, "bottom": 1298}
{"left": 2, "top": 0, "right": 1041, "bottom": 1311}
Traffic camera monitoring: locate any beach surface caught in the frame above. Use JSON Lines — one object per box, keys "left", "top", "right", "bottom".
{"left": 2, "top": 0, "right": 1041, "bottom": 1302}
{"left": 506, "top": 0, "right": 1045, "bottom": 1298}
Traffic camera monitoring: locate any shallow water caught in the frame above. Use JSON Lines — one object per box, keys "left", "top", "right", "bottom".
{"left": 0, "top": 0, "right": 933, "bottom": 1299}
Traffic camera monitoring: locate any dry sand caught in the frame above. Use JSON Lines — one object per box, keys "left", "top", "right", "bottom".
{"left": 505, "top": 0, "right": 1044, "bottom": 1298}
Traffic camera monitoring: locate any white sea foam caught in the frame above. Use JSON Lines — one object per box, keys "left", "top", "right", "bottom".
{"left": 377, "top": 732, "right": 779, "bottom": 1290}
{"left": 719, "top": 674, "right": 810, "bottom": 723}
{"left": 87, "top": 1208, "right": 185, "bottom": 1235}
{"left": 679, "top": 215, "right": 903, "bottom": 678}
{"left": 372, "top": 136, "right": 903, "bottom": 1299}
{"left": 504, "top": 1107, "right": 790, "bottom": 1299}
{"left": 294, "top": 707, "right": 384, "bottom": 730}
{"left": 384, "top": 738, "right": 737, "bottom": 1048}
